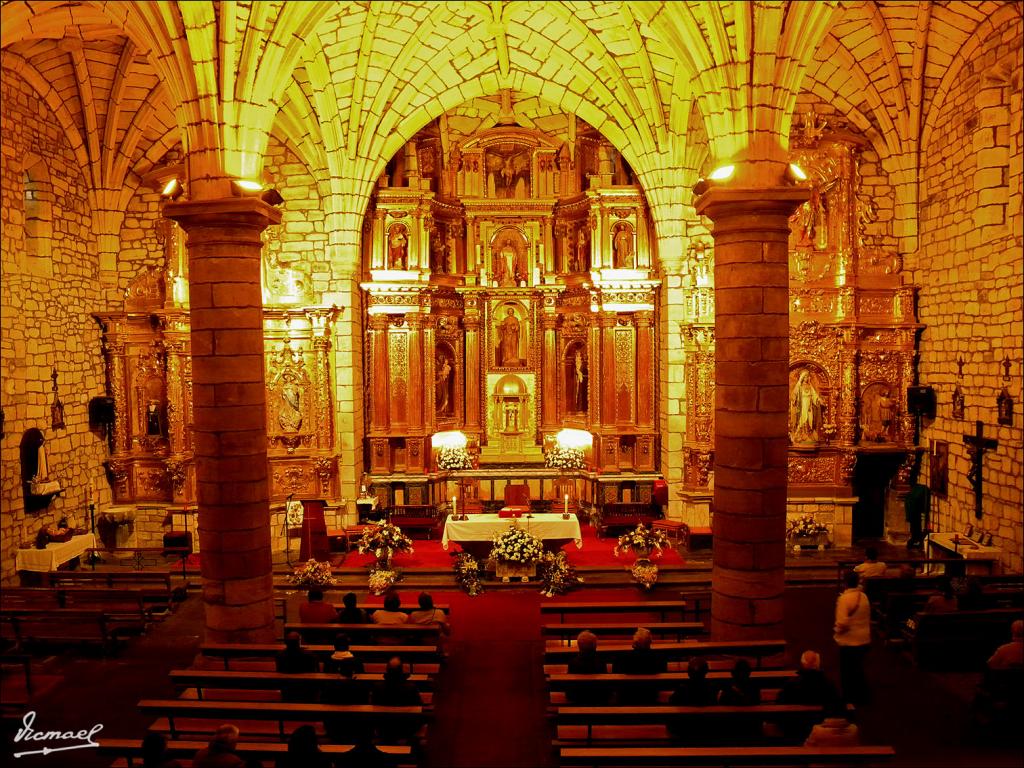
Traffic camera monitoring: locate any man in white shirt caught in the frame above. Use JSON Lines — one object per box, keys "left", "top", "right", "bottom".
{"left": 853, "top": 546, "right": 887, "bottom": 581}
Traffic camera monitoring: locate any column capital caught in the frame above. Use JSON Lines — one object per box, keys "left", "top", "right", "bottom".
{"left": 164, "top": 197, "right": 282, "bottom": 238}
{"left": 694, "top": 186, "right": 809, "bottom": 228}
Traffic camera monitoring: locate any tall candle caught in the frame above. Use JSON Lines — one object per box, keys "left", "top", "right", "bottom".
{"left": 564, "top": 494, "right": 569, "bottom": 516}
{"left": 453, "top": 497, "right": 457, "bottom": 518}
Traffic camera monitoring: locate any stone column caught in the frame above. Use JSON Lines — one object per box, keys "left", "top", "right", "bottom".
{"left": 695, "top": 186, "right": 808, "bottom": 641}
{"left": 165, "top": 197, "right": 281, "bottom": 644}
{"left": 541, "top": 312, "right": 559, "bottom": 431}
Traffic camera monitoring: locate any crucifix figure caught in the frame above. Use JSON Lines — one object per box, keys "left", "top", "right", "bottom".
{"left": 963, "top": 420, "right": 998, "bottom": 520}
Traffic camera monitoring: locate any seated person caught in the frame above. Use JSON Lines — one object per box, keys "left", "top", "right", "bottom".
{"left": 336, "top": 729, "right": 398, "bottom": 768}
{"left": 958, "top": 577, "right": 995, "bottom": 611}
{"left": 717, "top": 659, "right": 760, "bottom": 706}
{"left": 408, "top": 592, "right": 450, "bottom": 636}
{"left": 275, "top": 631, "right": 318, "bottom": 674}
{"left": 323, "top": 661, "right": 370, "bottom": 743}
{"left": 372, "top": 657, "right": 423, "bottom": 743}
{"left": 566, "top": 630, "right": 610, "bottom": 705}
{"left": 337, "top": 591, "right": 370, "bottom": 624}
{"left": 276, "top": 725, "right": 332, "bottom": 768}
{"left": 323, "top": 633, "right": 364, "bottom": 676}
{"left": 141, "top": 732, "right": 184, "bottom": 768}
{"left": 988, "top": 619, "right": 1024, "bottom": 670}
{"left": 192, "top": 724, "right": 244, "bottom": 768}
{"left": 853, "top": 546, "right": 887, "bottom": 581}
{"left": 372, "top": 592, "right": 409, "bottom": 625}
{"left": 612, "top": 628, "right": 666, "bottom": 703}
{"left": 804, "top": 701, "right": 860, "bottom": 747}
{"left": 778, "top": 650, "right": 839, "bottom": 706}
{"left": 668, "top": 657, "right": 716, "bottom": 742}
{"left": 299, "top": 587, "right": 340, "bottom": 623}
{"left": 921, "top": 578, "right": 958, "bottom": 614}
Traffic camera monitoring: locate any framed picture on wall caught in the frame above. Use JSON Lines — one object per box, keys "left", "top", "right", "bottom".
{"left": 929, "top": 439, "right": 948, "bottom": 497}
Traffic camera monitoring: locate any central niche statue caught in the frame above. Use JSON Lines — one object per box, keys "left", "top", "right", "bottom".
{"left": 496, "top": 306, "right": 522, "bottom": 366}
{"left": 492, "top": 237, "right": 524, "bottom": 286}
{"left": 279, "top": 380, "right": 303, "bottom": 432}
{"left": 789, "top": 368, "right": 824, "bottom": 444}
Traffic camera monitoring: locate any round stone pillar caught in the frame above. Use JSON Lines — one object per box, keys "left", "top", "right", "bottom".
{"left": 695, "top": 185, "right": 808, "bottom": 641}
{"left": 165, "top": 197, "right": 281, "bottom": 643}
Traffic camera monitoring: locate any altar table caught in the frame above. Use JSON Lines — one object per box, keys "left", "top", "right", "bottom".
{"left": 442, "top": 513, "right": 582, "bottom": 558}
{"left": 926, "top": 532, "right": 1000, "bottom": 575}
{"left": 16, "top": 533, "right": 97, "bottom": 572}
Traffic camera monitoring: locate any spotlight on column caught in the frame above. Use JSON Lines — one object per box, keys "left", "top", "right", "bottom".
{"left": 708, "top": 164, "right": 735, "bottom": 181}
{"left": 230, "top": 178, "right": 265, "bottom": 197}
{"left": 786, "top": 163, "right": 808, "bottom": 183}
{"left": 260, "top": 187, "right": 285, "bottom": 206}
{"left": 160, "top": 178, "right": 184, "bottom": 201}
{"left": 693, "top": 178, "right": 709, "bottom": 196}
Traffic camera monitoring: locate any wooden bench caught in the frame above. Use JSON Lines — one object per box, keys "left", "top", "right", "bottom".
{"left": 546, "top": 670, "right": 797, "bottom": 704}
{"left": 284, "top": 622, "right": 440, "bottom": 644}
{"left": 386, "top": 505, "right": 440, "bottom": 539}
{"left": 85, "top": 546, "right": 189, "bottom": 571}
{"left": 543, "top": 622, "right": 706, "bottom": 645}
{"left": 46, "top": 570, "right": 188, "bottom": 601}
{"left": 138, "top": 699, "right": 425, "bottom": 741}
{"left": 541, "top": 600, "right": 701, "bottom": 623}
{"left": 199, "top": 642, "right": 440, "bottom": 673}
{"left": 544, "top": 639, "right": 787, "bottom": 669}
{"left": 169, "top": 669, "right": 434, "bottom": 700}
{"left": 905, "top": 607, "right": 1024, "bottom": 670}
{"left": 98, "top": 738, "right": 414, "bottom": 768}
{"left": 0, "top": 608, "right": 119, "bottom": 653}
{"left": 555, "top": 704, "right": 827, "bottom": 745}
{"left": 595, "top": 503, "right": 661, "bottom": 538}
{"left": 558, "top": 745, "right": 895, "bottom": 766}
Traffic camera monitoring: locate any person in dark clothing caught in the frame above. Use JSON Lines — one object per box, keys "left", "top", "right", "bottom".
{"left": 336, "top": 729, "right": 398, "bottom": 768}
{"left": 372, "top": 657, "right": 423, "bottom": 743}
{"left": 337, "top": 592, "right": 370, "bottom": 624}
{"left": 323, "top": 633, "right": 364, "bottom": 676}
{"left": 192, "top": 724, "right": 244, "bottom": 768}
{"left": 565, "top": 630, "right": 609, "bottom": 704}
{"left": 778, "top": 650, "right": 839, "bottom": 706}
{"left": 611, "top": 628, "right": 666, "bottom": 703}
{"left": 717, "top": 659, "right": 760, "bottom": 706}
{"left": 275, "top": 632, "right": 318, "bottom": 674}
{"left": 142, "top": 732, "right": 183, "bottom": 768}
{"left": 669, "top": 657, "right": 716, "bottom": 707}
{"left": 322, "top": 662, "right": 370, "bottom": 743}
{"left": 275, "top": 725, "right": 333, "bottom": 768}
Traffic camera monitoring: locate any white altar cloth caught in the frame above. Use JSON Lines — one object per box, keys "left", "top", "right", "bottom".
{"left": 442, "top": 513, "right": 582, "bottom": 550}
{"left": 16, "top": 533, "right": 97, "bottom": 572}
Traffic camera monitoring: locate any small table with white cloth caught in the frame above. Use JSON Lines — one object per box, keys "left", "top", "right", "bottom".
{"left": 442, "top": 513, "right": 582, "bottom": 558}
{"left": 926, "top": 532, "right": 1000, "bottom": 575}
{"left": 15, "top": 533, "right": 97, "bottom": 572}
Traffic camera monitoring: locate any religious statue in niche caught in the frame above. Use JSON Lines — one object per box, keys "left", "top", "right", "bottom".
{"left": 789, "top": 367, "right": 825, "bottom": 445}
{"left": 576, "top": 228, "right": 590, "bottom": 272}
{"left": 997, "top": 356, "right": 1013, "bottom": 426}
{"left": 792, "top": 189, "right": 828, "bottom": 251}
{"left": 388, "top": 224, "right": 409, "bottom": 270}
{"left": 485, "top": 145, "right": 530, "bottom": 198}
{"left": 612, "top": 222, "right": 635, "bottom": 268}
{"left": 861, "top": 383, "right": 896, "bottom": 442}
{"left": 503, "top": 400, "right": 521, "bottom": 433}
{"left": 492, "top": 236, "right": 526, "bottom": 287}
{"left": 49, "top": 368, "right": 65, "bottom": 430}
{"left": 496, "top": 306, "right": 524, "bottom": 367}
{"left": 565, "top": 228, "right": 578, "bottom": 272}
{"left": 145, "top": 401, "right": 163, "bottom": 436}
{"left": 279, "top": 379, "right": 303, "bottom": 433}
{"left": 952, "top": 385, "right": 965, "bottom": 420}
{"left": 435, "top": 349, "right": 454, "bottom": 417}
{"left": 430, "top": 227, "right": 450, "bottom": 274}
{"left": 565, "top": 346, "right": 588, "bottom": 413}
{"left": 574, "top": 350, "right": 587, "bottom": 412}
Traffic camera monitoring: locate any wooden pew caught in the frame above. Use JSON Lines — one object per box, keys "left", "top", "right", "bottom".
{"left": 544, "top": 639, "right": 787, "bottom": 669}
{"left": 906, "top": 607, "right": 1024, "bottom": 670}
{"left": 138, "top": 699, "right": 424, "bottom": 741}
{"left": 0, "top": 609, "right": 118, "bottom": 653}
{"left": 330, "top": 601, "right": 451, "bottom": 615}
{"left": 543, "top": 622, "right": 706, "bottom": 645}
{"left": 199, "top": 642, "right": 440, "bottom": 673}
{"left": 541, "top": 600, "right": 700, "bottom": 623}
{"left": 386, "top": 505, "right": 440, "bottom": 539}
{"left": 555, "top": 704, "right": 826, "bottom": 745}
{"left": 546, "top": 671, "right": 797, "bottom": 705}
{"left": 98, "top": 738, "right": 415, "bottom": 768}
{"left": 284, "top": 622, "right": 440, "bottom": 645}
{"left": 559, "top": 745, "right": 895, "bottom": 766}
{"left": 169, "top": 669, "right": 434, "bottom": 699}
{"left": 0, "top": 588, "right": 62, "bottom": 610}
{"left": 46, "top": 570, "right": 188, "bottom": 601}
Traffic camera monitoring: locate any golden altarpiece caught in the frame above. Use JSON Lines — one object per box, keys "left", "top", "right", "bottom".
{"left": 361, "top": 111, "right": 660, "bottom": 510}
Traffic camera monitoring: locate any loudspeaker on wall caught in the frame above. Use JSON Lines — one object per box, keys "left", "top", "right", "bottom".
{"left": 906, "top": 386, "right": 936, "bottom": 419}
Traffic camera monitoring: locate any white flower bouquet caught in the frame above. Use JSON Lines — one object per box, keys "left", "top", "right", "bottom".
{"left": 358, "top": 521, "right": 415, "bottom": 563}
{"left": 631, "top": 560, "right": 659, "bottom": 590}
{"left": 787, "top": 515, "right": 829, "bottom": 539}
{"left": 614, "top": 523, "right": 670, "bottom": 558}
{"left": 545, "top": 445, "right": 585, "bottom": 470}
{"left": 539, "top": 551, "right": 583, "bottom": 597}
{"left": 288, "top": 558, "right": 337, "bottom": 587}
{"left": 437, "top": 446, "right": 473, "bottom": 471}
{"left": 490, "top": 522, "right": 544, "bottom": 564}
{"left": 368, "top": 568, "right": 399, "bottom": 595}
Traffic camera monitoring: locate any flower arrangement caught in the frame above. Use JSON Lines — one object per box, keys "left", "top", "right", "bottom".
{"left": 614, "top": 523, "right": 670, "bottom": 559}
{"left": 357, "top": 521, "right": 414, "bottom": 566}
{"left": 787, "top": 515, "right": 830, "bottom": 539}
{"left": 539, "top": 551, "right": 583, "bottom": 597}
{"left": 631, "top": 560, "right": 660, "bottom": 590}
{"left": 490, "top": 522, "right": 544, "bottom": 564}
{"left": 368, "top": 568, "right": 400, "bottom": 595}
{"left": 451, "top": 552, "right": 484, "bottom": 596}
{"left": 545, "top": 444, "right": 586, "bottom": 470}
{"left": 289, "top": 558, "right": 337, "bottom": 588}
{"left": 437, "top": 445, "right": 473, "bottom": 471}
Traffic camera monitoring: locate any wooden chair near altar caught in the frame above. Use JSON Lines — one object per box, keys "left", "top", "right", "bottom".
{"left": 500, "top": 484, "right": 531, "bottom": 517}
{"left": 460, "top": 478, "right": 484, "bottom": 515}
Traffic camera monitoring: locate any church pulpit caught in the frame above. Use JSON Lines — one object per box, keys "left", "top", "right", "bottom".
{"left": 298, "top": 499, "right": 329, "bottom": 562}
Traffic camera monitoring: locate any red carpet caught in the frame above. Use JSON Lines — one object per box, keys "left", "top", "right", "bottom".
{"left": 339, "top": 522, "right": 686, "bottom": 570}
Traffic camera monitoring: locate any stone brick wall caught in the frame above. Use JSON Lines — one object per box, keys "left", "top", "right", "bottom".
{"left": 0, "top": 66, "right": 110, "bottom": 583}
{"left": 912, "top": 16, "right": 1023, "bottom": 573}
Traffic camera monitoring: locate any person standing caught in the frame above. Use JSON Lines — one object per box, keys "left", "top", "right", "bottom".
{"left": 834, "top": 570, "right": 872, "bottom": 705}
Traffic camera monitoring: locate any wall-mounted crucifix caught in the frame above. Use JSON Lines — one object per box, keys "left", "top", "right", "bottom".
{"left": 962, "top": 420, "right": 998, "bottom": 520}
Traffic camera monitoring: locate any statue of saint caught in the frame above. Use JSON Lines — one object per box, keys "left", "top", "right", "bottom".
{"left": 612, "top": 224, "right": 634, "bottom": 268}
{"left": 574, "top": 351, "right": 587, "bottom": 412}
{"left": 576, "top": 230, "right": 589, "bottom": 271}
{"left": 503, "top": 400, "right": 520, "bottom": 433}
{"left": 146, "top": 401, "right": 162, "bottom": 435}
{"left": 497, "top": 307, "right": 521, "bottom": 366}
{"left": 493, "top": 238, "right": 522, "bottom": 286}
{"left": 388, "top": 225, "right": 408, "bottom": 270}
{"left": 789, "top": 369, "right": 823, "bottom": 444}
{"left": 279, "top": 382, "right": 303, "bottom": 432}
{"left": 435, "top": 355, "right": 453, "bottom": 415}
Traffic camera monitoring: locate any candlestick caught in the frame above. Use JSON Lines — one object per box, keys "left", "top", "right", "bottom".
{"left": 453, "top": 497, "right": 457, "bottom": 519}
{"left": 564, "top": 494, "right": 569, "bottom": 516}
